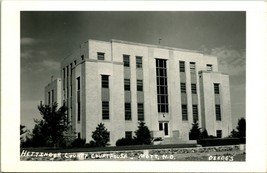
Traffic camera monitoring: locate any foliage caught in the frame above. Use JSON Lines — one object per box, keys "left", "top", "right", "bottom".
{"left": 134, "top": 121, "right": 152, "bottom": 145}
{"left": 197, "top": 138, "right": 241, "bottom": 147}
{"left": 189, "top": 119, "right": 201, "bottom": 140}
{"left": 236, "top": 118, "right": 246, "bottom": 138}
{"left": 71, "top": 138, "right": 86, "bottom": 147}
{"left": 228, "top": 117, "right": 246, "bottom": 138}
{"left": 199, "top": 128, "right": 209, "bottom": 139}
{"left": 229, "top": 129, "right": 239, "bottom": 138}
{"left": 23, "top": 102, "right": 71, "bottom": 147}
{"left": 116, "top": 137, "right": 138, "bottom": 146}
{"left": 91, "top": 123, "right": 109, "bottom": 147}
{"left": 20, "top": 125, "right": 28, "bottom": 136}
{"left": 20, "top": 124, "right": 30, "bottom": 147}
{"left": 85, "top": 140, "right": 97, "bottom": 148}
{"left": 20, "top": 124, "right": 29, "bottom": 141}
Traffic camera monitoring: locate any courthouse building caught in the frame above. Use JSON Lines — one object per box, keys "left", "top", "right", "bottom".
{"left": 45, "top": 39, "right": 232, "bottom": 146}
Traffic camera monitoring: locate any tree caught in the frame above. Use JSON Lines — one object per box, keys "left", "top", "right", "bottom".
{"left": 199, "top": 128, "right": 209, "bottom": 139}
{"left": 20, "top": 125, "right": 29, "bottom": 140}
{"left": 229, "top": 129, "right": 239, "bottom": 138}
{"left": 20, "top": 124, "right": 30, "bottom": 146}
{"left": 236, "top": 118, "right": 246, "bottom": 138}
{"left": 30, "top": 102, "right": 71, "bottom": 147}
{"left": 134, "top": 121, "right": 151, "bottom": 145}
{"left": 20, "top": 125, "right": 27, "bottom": 136}
{"left": 189, "top": 119, "right": 201, "bottom": 140}
{"left": 91, "top": 123, "right": 109, "bottom": 147}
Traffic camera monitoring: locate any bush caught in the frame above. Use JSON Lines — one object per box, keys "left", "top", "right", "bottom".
{"left": 152, "top": 137, "right": 163, "bottom": 142}
{"left": 197, "top": 138, "right": 243, "bottom": 147}
{"left": 134, "top": 121, "right": 152, "bottom": 145}
{"left": 91, "top": 123, "right": 109, "bottom": 147}
{"left": 116, "top": 138, "right": 138, "bottom": 146}
{"left": 237, "top": 118, "right": 246, "bottom": 138}
{"left": 199, "top": 129, "right": 209, "bottom": 139}
{"left": 189, "top": 119, "right": 201, "bottom": 140}
{"left": 84, "top": 140, "right": 97, "bottom": 148}
{"left": 71, "top": 138, "right": 86, "bottom": 147}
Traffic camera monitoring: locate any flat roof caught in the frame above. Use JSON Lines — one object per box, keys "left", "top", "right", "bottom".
{"left": 63, "top": 38, "right": 216, "bottom": 61}
{"left": 110, "top": 39, "right": 202, "bottom": 54}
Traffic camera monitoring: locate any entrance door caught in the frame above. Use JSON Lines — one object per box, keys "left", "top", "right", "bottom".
{"left": 159, "top": 122, "right": 169, "bottom": 136}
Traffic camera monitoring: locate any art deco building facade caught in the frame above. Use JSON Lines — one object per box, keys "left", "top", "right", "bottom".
{"left": 44, "top": 78, "right": 62, "bottom": 107}
{"left": 45, "top": 39, "right": 232, "bottom": 146}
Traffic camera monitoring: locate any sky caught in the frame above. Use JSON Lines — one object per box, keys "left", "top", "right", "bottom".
{"left": 20, "top": 11, "right": 246, "bottom": 131}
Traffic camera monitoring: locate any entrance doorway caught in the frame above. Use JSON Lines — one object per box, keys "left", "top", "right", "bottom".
{"left": 159, "top": 122, "right": 169, "bottom": 136}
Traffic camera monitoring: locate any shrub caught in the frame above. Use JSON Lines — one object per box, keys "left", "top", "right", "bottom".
{"left": 116, "top": 138, "right": 137, "bottom": 146}
{"left": 189, "top": 119, "right": 201, "bottom": 140}
{"left": 229, "top": 129, "right": 239, "bottom": 138}
{"left": 152, "top": 137, "right": 163, "bottom": 142}
{"left": 91, "top": 123, "right": 109, "bottom": 147}
{"left": 197, "top": 138, "right": 242, "bottom": 147}
{"left": 237, "top": 118, "right": 246, "bottom": 138}
{"left": 84, "top": 140, "right": 97, "bottom": 148}
{"left": 134, "top": 121, "right": 152, "bottom": 145}
{"left": 199, "top": 129, "right": 209, "bottom": 139}
{"left": 71, "top": 138, "right": 86, "bottom": 147}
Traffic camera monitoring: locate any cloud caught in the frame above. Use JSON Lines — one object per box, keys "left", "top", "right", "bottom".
{"left": 21, "top": 48, "right": 60, "bottom": 73}
{"left": 204, "top": 46, "right": 246, "bottom": 76}
{"left": 21, "top": 37, "right": 40, "bottom": 46}
{"left": 41, "top": 59, "right": 61, "bottom": 71}
{"left": 21, "top": 49, "right": 48, "bottom": 60}
{"left": 22, "top": 59, "right": 60, "bottom": 74}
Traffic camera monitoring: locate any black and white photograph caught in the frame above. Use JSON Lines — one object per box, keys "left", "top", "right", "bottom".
{"left": 19, "top": 11, "right": 246, "bottom": 162}
{"left": 1, "top": 1, "right": 267, "bottom": 172}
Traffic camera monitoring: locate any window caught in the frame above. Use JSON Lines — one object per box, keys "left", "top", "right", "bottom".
{"left": 77, "top": 77, "right": 80, "bottom": 90}
{"left": 179, "top": 61, "right": 185, "bottom": 72}
{"left": 125, "top": 103, "right": 131, "bottom": 120}
{"left": 215, "top": 105, "right": 221, "bottom": 121}
{"left": 51, "top": 90, "right": 54, "bottom": 104}
{"left": 123, "top": 55, "right": 130, "bottom": 67}
{"left": 207, "top": 64, "right": 213, "bottom": 71}
{"left": 48, "top": 91, "right": 51, "bottom": 104}
{"left": 191, "top": 84, "right": 197, "bottom": 94}
{"left": 125, "top": 131, "right": 132, "bottom": 139}
{"left": 159, "top": 123, "right": 163, "bottom": 131}
{"left": 181, "top": 83, "right": 186, "bottom": 93}
{"left": 97, "top": 52, "right": 105, "bottom": 60}
{"left": 102, "top": 75, "right": 109, "bottom": 88}
{"left": 78, "top": 133, "right": 81, "bottom": 139}
{"left": 156, "top": 59, "right": 169, "bottom": 113}
{"left": 214, "top": 83, "right": 220, "bottom": 94}
{"left": 216, "top": 130, "right": 222, "bottom": 138}
{"left": 137, "top": 103, "right": 144, "bottom": 121}
{"left": 77, "top": 102, "right": 81, "bottom": 122}
{"left": 182, "top": 104, "right": 188, "bottom": 121}
{"left": 74, "top": 60, "right": 77, "bottom": 65}
{"left": 136, "top": 56, "right": 142, "bottom": 68}
{"left": 70, "top": 63, "right": 73, "bottom": 96}
{"left": 124, "top": 79, "right": 130, "bottom": 91}
{"left": 192, "top": 105, "right": 198, "bottom": 121}
{"left": 77, "top": 77, "right": 81, "bottom": 122}
{"left": 81, "top": 55, "right": 84, "bottom": 60}
{"left": 137, "top": 80, "right": 143, "bottom": 91}
{"left": 102, "top": 101, "right": 109, "bottom": 120}
{"left": 190, "top": 62, "right": 196, "bottom": 73}
{"left": 66, "top": 66, "right": 69, "bottom": 84}
{"left": 63, "top": 68, "right": 65, "bottom": 89}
